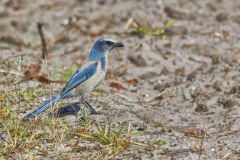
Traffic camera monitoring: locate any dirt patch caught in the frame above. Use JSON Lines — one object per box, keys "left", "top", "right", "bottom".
{"left": 1, "top": 0, "right": 240, "bottom": 159}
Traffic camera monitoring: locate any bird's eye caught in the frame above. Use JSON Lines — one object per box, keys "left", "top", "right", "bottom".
{"left": 105, "top": 41, "right": 114, "bottom": 45}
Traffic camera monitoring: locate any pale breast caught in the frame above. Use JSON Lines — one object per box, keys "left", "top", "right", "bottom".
{"left": 71, "top": 61, "right": 105, "bottom": 98}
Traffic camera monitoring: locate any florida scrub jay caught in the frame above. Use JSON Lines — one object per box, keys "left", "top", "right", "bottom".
{"left": 23, "top": 37, "right": 124, "bottom": 119}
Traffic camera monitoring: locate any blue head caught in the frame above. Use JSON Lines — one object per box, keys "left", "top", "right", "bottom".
{"left": 88, "top": 37, "right": 124, "bottom": 61}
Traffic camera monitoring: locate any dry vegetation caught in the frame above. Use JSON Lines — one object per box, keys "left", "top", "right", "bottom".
{"left": 1, "top": 0, "right": 240, "bottom": 159}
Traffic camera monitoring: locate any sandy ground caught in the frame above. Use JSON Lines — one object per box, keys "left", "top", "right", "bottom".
{"left": 1, "top": 0, "right": 240, "bottom": 159}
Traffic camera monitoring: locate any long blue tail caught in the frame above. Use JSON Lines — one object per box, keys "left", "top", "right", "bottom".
{"left": 23, "top": 94, "right": 62, "bottom": 119}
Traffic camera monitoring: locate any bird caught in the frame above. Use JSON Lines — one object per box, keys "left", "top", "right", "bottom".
{"left": 23, "top": 37, "right": 124, "bottom": 119}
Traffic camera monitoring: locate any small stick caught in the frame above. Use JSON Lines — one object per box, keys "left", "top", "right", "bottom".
{"left": 198, "top": 129, "right": 207, "bottom": 160}
{"left": 37, "top": 22, "right": 48, "bottom": 59}
{"left": 107, "top": 110, "right": 112, "bottom": 139}
{"left": 0, "top": 69, "right": 23, "bottom": 76}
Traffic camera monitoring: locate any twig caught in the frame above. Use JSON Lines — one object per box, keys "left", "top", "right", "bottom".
{"left": 107, "top": 108, "right": 112, "bottom": 139}
{"left": 132, "top": 141, "right": 149, "bottom": 147}
{"left": 198, "top": 129, "right": 207, "bottom": 160}
{"left": 0, "top": 69, "right": 23, "bottom": 76}
{"left": 37, "top": 22, "right": 48, "bottom": 59}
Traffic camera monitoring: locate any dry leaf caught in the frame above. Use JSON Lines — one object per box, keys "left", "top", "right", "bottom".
{"left": 24, "top": 62, "right": 64, "bottom": 84}
{"left": 37, "top": 74, "right": 65, "bottom": 84}
{"left": 175, "top": 67, "right": 185, "bottom": 76}
{"left": 126, "top": 79, "right": 138, "bottom": 85}
{"left": 110, "top": 82, "right": 125, "bottom": 90}
{"left": 24, "top": 62, "right": 41, "bottom": 79}
{"left": 218, "top": 143, "right": 225, "bottom": 151}
{"left": 185, "top": 127, "right": 205, "bottom": 139}
{"left": 181, "top": 43, "right": 192, "bottom": 49}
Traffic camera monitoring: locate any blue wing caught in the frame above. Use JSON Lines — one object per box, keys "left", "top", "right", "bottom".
{"left": 22, "top": 62, "right": 98, "bottom": 119}
{"left": 62, "top": 62, "right": 98, "bottom": 94}
{"left": 23, "top": 94, "right": 62, "bottom": 119}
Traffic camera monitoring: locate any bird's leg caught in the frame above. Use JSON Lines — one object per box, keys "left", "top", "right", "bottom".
{"left": 84, "top": 100, "right": 98, "bottom": 114}
{"left": 80, "top": 97, "right": 97, "bottom": 114}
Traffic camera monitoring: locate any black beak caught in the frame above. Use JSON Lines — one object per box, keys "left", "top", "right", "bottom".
{"left": 114, "top": 42, "right": 124, "bottom": 47}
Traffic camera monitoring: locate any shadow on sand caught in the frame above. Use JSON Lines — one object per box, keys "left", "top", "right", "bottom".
{"left": 54, "top": 102, "right": 82, "bottom": 117}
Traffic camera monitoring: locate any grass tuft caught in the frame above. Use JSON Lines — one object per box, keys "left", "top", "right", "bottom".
{"left": 71, "top": 122, "right": 137, "bottom": 154}
{"left": 128, "top": 19, "right": 175, "bottom": 36}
